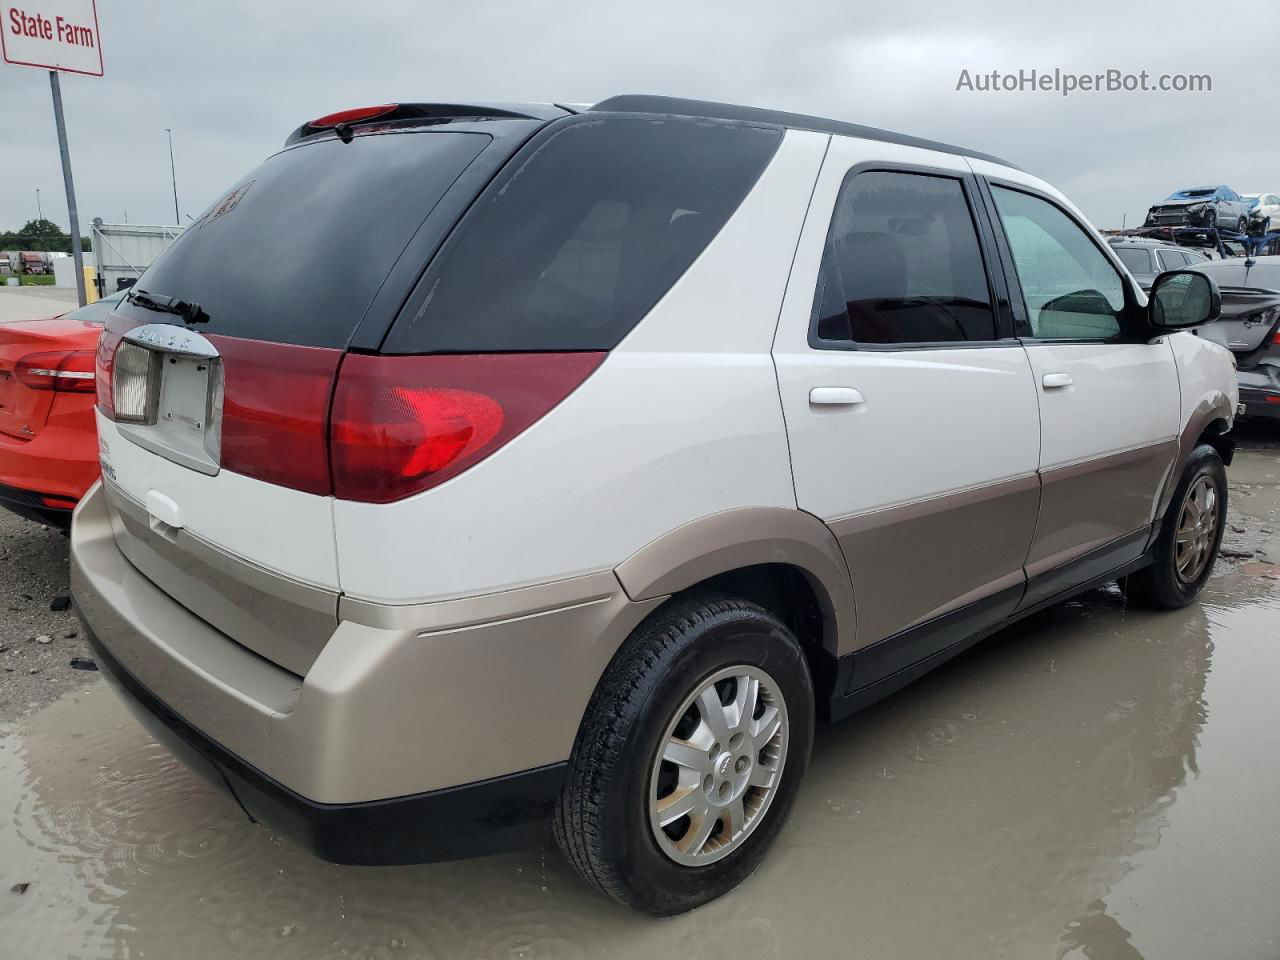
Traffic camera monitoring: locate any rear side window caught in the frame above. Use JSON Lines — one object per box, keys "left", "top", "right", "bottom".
{"left": 383, "top": 116, "right": 781, "bottom": 353}
{"left": 1115, "top": 247, "right": 1153, "bottom": 275}
{"left": 1157, "top": 249, "right": 1188, "bottom": 271}
{"left": 121, "top": 131, "right": 490, "bottom": 348}
{"left": 811, "top": 170, "right": 997, "bottom": 346}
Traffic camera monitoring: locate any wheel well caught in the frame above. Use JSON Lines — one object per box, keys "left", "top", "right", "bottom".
{"left": 666, "top": 563, "right": 840, "bottom": 706}
{"left": 1199, "top": 417, "right": 1234, "bottom": 466}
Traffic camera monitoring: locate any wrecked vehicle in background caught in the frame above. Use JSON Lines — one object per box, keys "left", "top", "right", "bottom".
{"left": 1189, "top": 255, "right": 1280, "bottom": 421}
{"left": 1146, "top": 186, "right": 1252, "bottom": 233}
{"left": 1108, "top": 236, "right": 1210, "bottom": 291}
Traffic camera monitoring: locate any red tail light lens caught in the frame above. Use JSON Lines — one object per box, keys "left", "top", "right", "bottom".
{"left": 16, "top": 350, "right": 97, "bottom": 393}
{"left": 309, "top": 104, "right": 398, "bottom": 128}
{"left": 212, "top": 336, "right": 342, "bottom": 496}
{"left": 331, "top": 352, "right": 604, "bottom": 503}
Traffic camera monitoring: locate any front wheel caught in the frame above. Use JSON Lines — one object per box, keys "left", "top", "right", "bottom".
{"left": 554, "top": 595, "right": 814, "bottom": 915}
{"left": 1122, "top": 444, "right": 1226, "bottom": 608}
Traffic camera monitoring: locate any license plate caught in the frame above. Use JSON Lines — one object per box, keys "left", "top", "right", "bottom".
{"left": 156, "top": 354, "right": 213, "bottom": 434}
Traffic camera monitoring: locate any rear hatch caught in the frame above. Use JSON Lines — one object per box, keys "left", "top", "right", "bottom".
{"left": 95, "top": 113, "right": 544, "bottom": 675}
{"left": 0, "top": 313, "right": 93, "bottom": 441}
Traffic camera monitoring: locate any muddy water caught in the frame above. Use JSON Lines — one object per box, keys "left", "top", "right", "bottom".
{"left": 2, "top": 457, "right": 1279, "bottom": 959}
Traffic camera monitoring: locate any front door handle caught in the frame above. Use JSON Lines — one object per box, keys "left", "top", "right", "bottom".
{"left": 1042, "top": 373, "right": 1074, "bottom": 389}
{"left": 809, "top": 386, "right": 865, "bottom": 406}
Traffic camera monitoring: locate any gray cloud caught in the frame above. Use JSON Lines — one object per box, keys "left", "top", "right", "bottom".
{"left": 3, "top": 0, "right": 1276, "bottom": 233}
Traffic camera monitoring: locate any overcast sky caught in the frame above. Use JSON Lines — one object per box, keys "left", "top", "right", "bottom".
{"left": 4, "top": 0, "right": 1277, "bottom": 234}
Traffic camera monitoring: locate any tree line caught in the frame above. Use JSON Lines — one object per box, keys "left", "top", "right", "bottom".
{"left": 0, "top": 218, "right": 91, "bottom": 252}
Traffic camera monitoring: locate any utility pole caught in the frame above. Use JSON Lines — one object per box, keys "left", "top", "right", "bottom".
{"left": 36, "top": 187, "right": 42, "bottom": 222}
{"left": 49, "top": 71, "right": 86, "bottom": 307}
{"left": 165, "top": 128, "right": 180, "bottom": 225}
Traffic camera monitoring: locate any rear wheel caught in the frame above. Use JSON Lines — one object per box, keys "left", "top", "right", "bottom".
{"left": 553, "top": 595, "right": 814, "bottom": 915}
{"left": 1122, "top": 444, "right": 1226, "bottom": 608}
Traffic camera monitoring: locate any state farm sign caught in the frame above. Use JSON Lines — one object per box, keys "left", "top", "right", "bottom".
{"left": 1, "top": 0, "right": 102, "bottom": 76}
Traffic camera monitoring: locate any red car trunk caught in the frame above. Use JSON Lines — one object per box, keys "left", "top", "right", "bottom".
{"left": 0, "top": 314, "right": 97, "bottom": 441}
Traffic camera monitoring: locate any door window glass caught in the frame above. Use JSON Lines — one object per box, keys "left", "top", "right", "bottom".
{"left": 812, "top": 170, "right": 996, "bottom": 345}
{"left": 991, "top": 186, "right": 1126, "bottom": 340}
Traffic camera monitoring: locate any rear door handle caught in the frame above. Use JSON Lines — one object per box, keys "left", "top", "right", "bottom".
{"left": 809, "top": 386, "right": 865, "bottom": 406}
{"left": 1041, "top": 373, "right": 1074, "bottom": 389}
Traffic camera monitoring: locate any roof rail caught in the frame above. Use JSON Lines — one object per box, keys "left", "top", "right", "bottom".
{"left": 590, "top": 95, "right": 1018, "bottom": 170}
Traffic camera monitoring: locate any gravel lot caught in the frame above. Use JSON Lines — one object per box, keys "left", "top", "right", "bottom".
{"left": 0, "top": 513, "right": 92, "bottom": 722}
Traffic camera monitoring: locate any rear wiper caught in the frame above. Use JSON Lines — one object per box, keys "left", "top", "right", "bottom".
{"left": 127, "top": 288, "right": 209, "bottom": 324}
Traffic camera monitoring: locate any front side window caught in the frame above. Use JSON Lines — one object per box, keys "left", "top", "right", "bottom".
{"left": 812, "top": 170, "right": 996, "bottom": 345}
{"left": 991, "top": 186, "right": 1126, "bottom": 341}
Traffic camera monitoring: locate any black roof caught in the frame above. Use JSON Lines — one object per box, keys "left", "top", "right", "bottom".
{"left": 590, "top": 95, "right": 1018, "bottom": 170}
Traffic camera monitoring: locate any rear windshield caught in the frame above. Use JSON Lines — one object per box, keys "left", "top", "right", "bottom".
{"left": 383, "top": 115, "right": 782, "bottom": 353}
{"left": 120, "top": 130, "right": 490, "bottom": 348}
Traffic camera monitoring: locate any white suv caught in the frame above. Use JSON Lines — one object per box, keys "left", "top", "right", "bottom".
{"left": 71, "top": 96, "right": 1237, "bottom": 915}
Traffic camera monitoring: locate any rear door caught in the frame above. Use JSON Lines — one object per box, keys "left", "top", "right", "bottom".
{"left": 975, "top": 172, "right": 1180, "bottom": 605}
{"left": 773, "top": 141, "right": 1041, "bottom": 655}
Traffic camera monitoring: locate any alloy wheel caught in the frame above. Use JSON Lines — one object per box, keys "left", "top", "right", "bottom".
{"left": 648, "top": 665, "right": 789, "bottom": 866}
{"left": 1174, "top": 474, "right": 1219, "bottom": 583}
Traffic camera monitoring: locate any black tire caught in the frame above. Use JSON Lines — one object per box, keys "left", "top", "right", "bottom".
{"left": 1122, "top": 444, "right": 1226, "bottom": 609}
{"left": 1204, "top": 208, "right": 1218, "bottom": 230}
{"left": 1237, "top": 217, "right": 1248, "bottom": 234}
{"left": 553, "top": 594, "right": 814, "bottom": 915}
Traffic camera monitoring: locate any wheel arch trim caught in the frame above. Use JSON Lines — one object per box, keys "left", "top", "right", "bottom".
{"left": 613, "top": 507, "right": 856, "bottom": 655}
{"left": 1155, "top": 392, "right": 1234, "bottom": 519}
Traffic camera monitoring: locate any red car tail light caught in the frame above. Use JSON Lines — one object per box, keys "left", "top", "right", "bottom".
{"left": 330, "top": 352, "right": 604, "bottom": 503}
{"left": 212, "top": 336, "right": 343, "bottom": 497}
{"left": 16, "top": 350, "right": 97, "bottom": 393}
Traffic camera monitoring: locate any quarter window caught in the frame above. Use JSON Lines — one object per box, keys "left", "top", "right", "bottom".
{"left": 991, "top": 186, "right": 1126, "bottom": 341}
{"left": 812, "top": 170, "right": 996, "bottom": 345}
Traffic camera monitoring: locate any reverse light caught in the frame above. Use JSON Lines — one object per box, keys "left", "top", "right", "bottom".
{"left": 330, "top": 352, "right": 605, "bottom": 503}
{"left": 111, "top": 341, "right": 158, "bottom": 422}
{"left": 15, "top": 350, "right": 96, "bottom": 393}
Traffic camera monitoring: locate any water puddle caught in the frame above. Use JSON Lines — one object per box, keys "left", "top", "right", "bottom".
{"left": 3, "top": 466, "right": 1280, "bottom": 957}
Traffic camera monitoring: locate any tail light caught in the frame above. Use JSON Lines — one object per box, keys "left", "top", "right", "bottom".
{"left": 213, "top": 337, "right": 341, "bottom": 497}
{"left": 93, "top": 324, "right": 604, "bottom": 502}
{"left": 15, "top": 350, "right": 96, "bottom": 393}
{"left": 330, "top": 353, "right": 604, "bottom": 503}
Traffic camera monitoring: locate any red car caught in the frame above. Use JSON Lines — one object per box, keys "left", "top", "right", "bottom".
{"left": 0, "top": 290, "right": 124, "bottom": 529}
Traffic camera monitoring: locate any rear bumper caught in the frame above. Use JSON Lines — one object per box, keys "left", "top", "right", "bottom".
{"left": 1238, "top": 364, "right": 1280, "bottom": 420}
{"left": 84, "top": 623, "right": 566, "bottom": 864}
{"left": 0, "top": 406, "right": 99, "bottom": 504}
{"left": 0, "top": 480, "right": 74, "bottom": 530}
{"left": 70, "top": 480, "right": 661, "bottom": 863}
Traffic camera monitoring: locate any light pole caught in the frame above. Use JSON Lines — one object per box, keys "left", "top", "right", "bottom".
{"left": 35, "top": 188, "right": 42, "bottom": 222}
{"left": 165, "top": 128, "right": 180, "bottom": 225}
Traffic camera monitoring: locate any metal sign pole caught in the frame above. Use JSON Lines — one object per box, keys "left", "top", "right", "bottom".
{"left": 48, "top": 69, "right": 87, "bottom": 307}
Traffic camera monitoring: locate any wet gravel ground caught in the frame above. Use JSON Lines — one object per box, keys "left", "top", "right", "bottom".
{"left": 0, "top": 514, "right": 93, "bottom": 723}
{"left": 0, "top": 429, "right": 1276, "bottom": 958}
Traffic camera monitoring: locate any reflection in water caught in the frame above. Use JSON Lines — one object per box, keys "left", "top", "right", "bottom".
{"left": 1, "top": 581, "right": 1278, "bottom": 958}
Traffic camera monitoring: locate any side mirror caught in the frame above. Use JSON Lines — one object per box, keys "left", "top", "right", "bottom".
{"left": 1149, "top": 270, "right": 1221, "bottom": 331}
